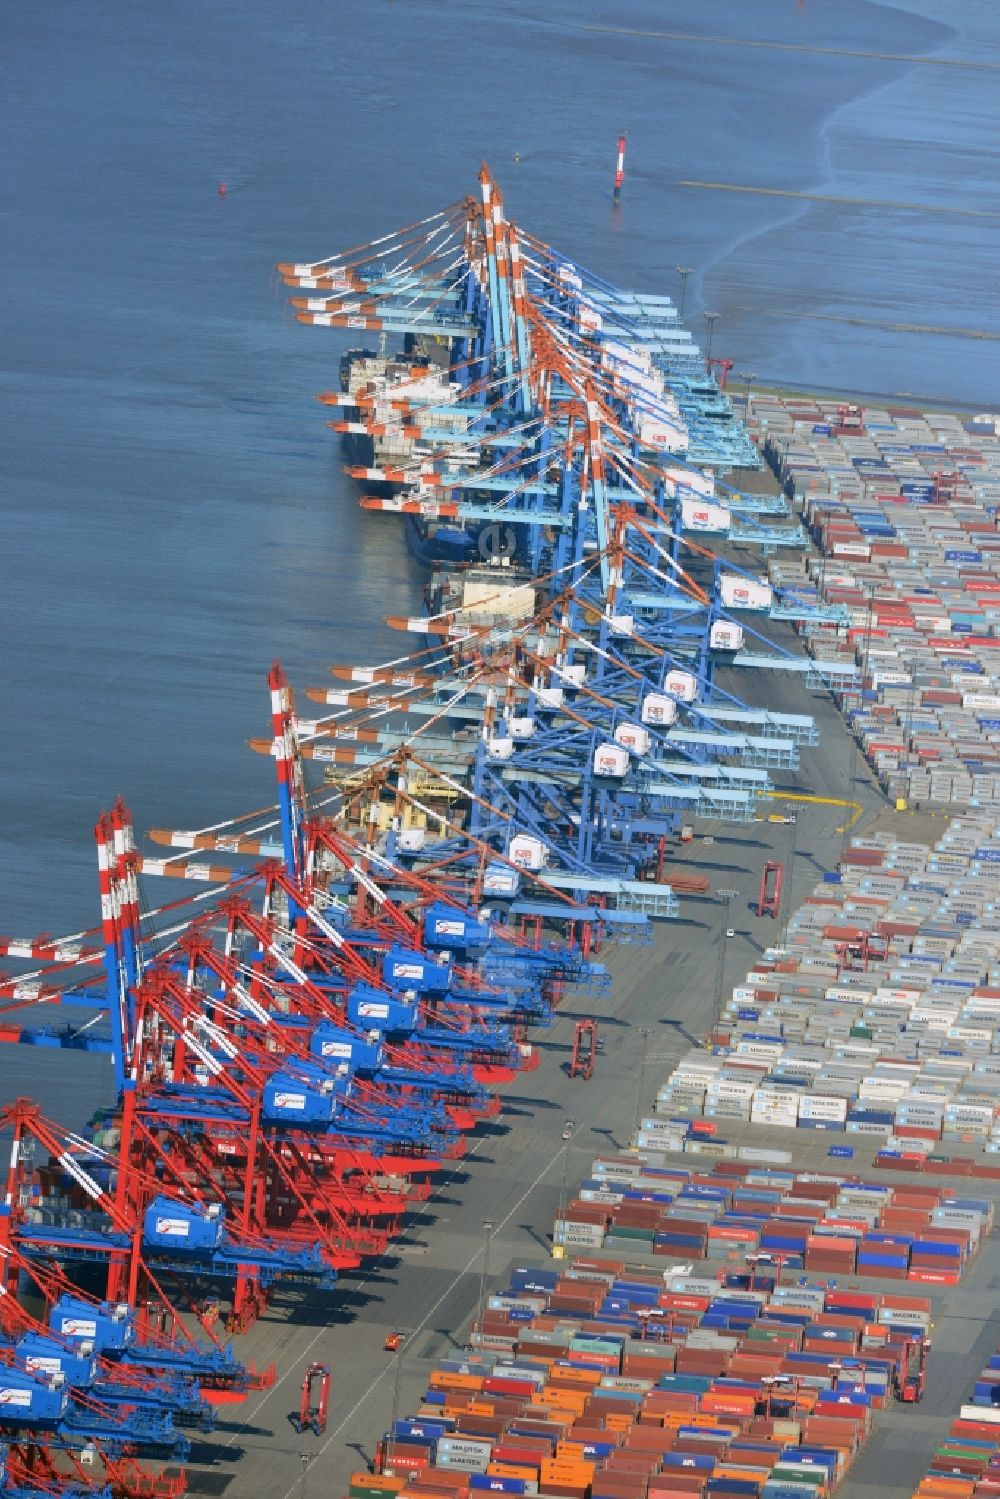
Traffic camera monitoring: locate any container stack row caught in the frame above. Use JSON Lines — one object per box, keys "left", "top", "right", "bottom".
{"left": 654, "top": 816, "right": 1000, "bottom": 1151}
{"left": 554, "top": 1154, "right": 985, "bottom": 1285}
{"left": 748, "top": 398, "right": 1000, "bottom": 515}
{"left": 774, "top": 500, "right": 1000, "bottom": 809}
{"left": 348, "top": 1254, "right": 936, "bottom": 1499}
{"left": 746, "top": 397, "right": 1000, "bottom": 810}
{"left": 910, "top": 1347, "right": 1000, "bottom": 1497}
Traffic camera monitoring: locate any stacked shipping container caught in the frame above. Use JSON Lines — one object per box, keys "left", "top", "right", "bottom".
{"left": 553, "top": 1156, "right": 986, "bottom": 1286}
{"left": 746, "top": 397, "right": 1000, "bottom": 811}
{"left": 910, "top": 1345, "right": 1000, "bottom": 1496}
{"left": 655, "top": 816, "right": 1000, "bottom": 1153}
{"left": 349, "top": 1255, "right": 936, "bottom": 1499}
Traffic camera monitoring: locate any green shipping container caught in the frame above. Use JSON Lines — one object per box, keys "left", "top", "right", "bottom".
{"left": 606, "top": 1225, "right": 656, "bottom": 1243}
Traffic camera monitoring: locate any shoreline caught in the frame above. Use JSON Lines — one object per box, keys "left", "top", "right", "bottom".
{"left": 737, "top": 380, "right": 993, "bottom": 420}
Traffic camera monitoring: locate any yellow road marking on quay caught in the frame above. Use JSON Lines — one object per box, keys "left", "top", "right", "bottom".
{"left": 676, "top": 180, "right": 1000, "bottom": 221}
{"left": 583, "top": 24, "right": 1000, "bottom": 72}
{"left": 762, "top": 791, "right": 865, "bottom": 833}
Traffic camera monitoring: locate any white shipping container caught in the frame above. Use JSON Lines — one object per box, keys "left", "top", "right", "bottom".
{"left": 798, "top": 1095, "right": 848, "bottom": 1121}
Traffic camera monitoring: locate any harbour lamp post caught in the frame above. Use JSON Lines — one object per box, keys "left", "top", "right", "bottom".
{"left": 675, "top": 265, "right": 693, "bottom": 321}
{"left": 818, "top": 506, "right": 832, "bottom": 593}
{"left": 780, "top": 815, "right": 800, "bottom": 938}
{"left": 742, "top": 370, "right": 757, "bottom": 417}
{"left": 712, "top": 889, "right": 740, "bottom": 1038}
{"left": 388, "top": 1329, "right": 410, "bottom": 1470}
{"left": 703, "top": 311, "right": 720, "bottom": 367}
{"left": 632, "top": 1027, "right": 652, "bottom": 1136}
{"left": 477, "top": 1219, "right": 496, "bottom": 1330}
{"left": 559, "top": 1121, "right": 577, "bottom": 1222}
{"left": 842, "top": 583, "right": 876, "bottom": 854}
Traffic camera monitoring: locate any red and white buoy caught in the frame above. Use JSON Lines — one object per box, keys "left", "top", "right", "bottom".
{"left": 612, "top": 135, "right": 626, "bottom": 203}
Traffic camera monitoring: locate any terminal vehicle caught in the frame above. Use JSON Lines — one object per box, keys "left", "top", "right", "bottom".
{"left": 897, "top": 1338, "right": 931, "bottom": 1402}
{"left": 384, "top": 1331, "right": 402, "bottom": 1353}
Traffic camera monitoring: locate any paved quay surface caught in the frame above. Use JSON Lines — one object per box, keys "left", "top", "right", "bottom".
{"left": 178, "top": 668, "right": 956, "bottom": 1499}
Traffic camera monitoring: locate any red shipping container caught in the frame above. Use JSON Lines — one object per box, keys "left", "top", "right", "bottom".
{"left": 387, "top": 1451, "right": 432, "bottom": 1475}
{"left": 493, "top": 1444, "right": 550, "bottom": 1465}
{"left": 624, "top": 1429, "right": 678, "bottom": 1454}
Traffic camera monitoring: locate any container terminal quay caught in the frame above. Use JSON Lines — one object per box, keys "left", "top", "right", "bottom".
{"left": 1, "top": 170, "right": 999, "bottom": 1499}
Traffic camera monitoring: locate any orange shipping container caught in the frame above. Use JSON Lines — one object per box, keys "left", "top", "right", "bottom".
{"left": 430, "top": 1373, "right": 484, "bottom": 1393}
{"left": 555, "top": 1444, "right": 590, "bottom": 1463}
{"left": 700, "top": 1393, "right": 756, "bottom": 1418}
{"left": 714, "top": 1466, "right": 773, "bottom": 1483}
{"left": 539, "top": 1461, "right": 596, "bottom": 1485}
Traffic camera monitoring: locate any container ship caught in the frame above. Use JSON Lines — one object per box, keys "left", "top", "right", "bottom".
{"left": 6, "top": 167, "right": 998, "bottom": 1499}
